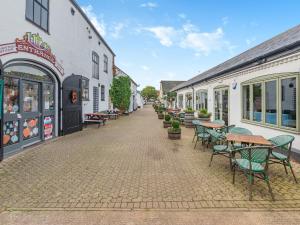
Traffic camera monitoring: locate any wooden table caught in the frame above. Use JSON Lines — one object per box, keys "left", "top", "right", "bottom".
{"left": 201, "top": 122, "right": 224, "bottom": 129}
{"left": 226, "top": 133, "right": 272, "bottom": 146}
{"left": 84, "top": 113, "right": 108, "bottom": 128}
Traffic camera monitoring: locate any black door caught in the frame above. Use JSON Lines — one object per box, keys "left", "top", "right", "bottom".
{"left": 62, "top": 75, "right": 82, "bottom": 135}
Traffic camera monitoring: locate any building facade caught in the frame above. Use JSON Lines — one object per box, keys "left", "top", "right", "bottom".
{"left": 113, "top": 66, "right": 140, "bottom": 113}
{"left": 172, "top": 25, "right": 300, "bottom": 152}
{"left": 0, "top": 0, "right": 115, "bottom": 159}
{"left": 159, "top": 80, "right": 185, "bottom": 108}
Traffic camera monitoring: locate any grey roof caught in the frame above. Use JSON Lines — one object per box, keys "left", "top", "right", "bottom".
{"left": 160, "top": 80, "right": 185, "bottom": 94}
{"left": 172, "top": 24, "right": 300, "bottom": 91}
{"left": 69, "top": 0, "right": 115, "bottom": 56}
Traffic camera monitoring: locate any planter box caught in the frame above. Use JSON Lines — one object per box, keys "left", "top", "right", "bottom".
{"left": 163, "top": 121, "right": 171, "bottom": 128}
{"left": 184, "top": 112, "right": 195, "bottom": 128}
{"left": 158, "top": 114, "right": 164, "bottom": 119}
{"left": 168, "top": 131, "right": 181, "bottom": 140}
{"left": 197, "top": 117, "right": 211, "bottom": 122}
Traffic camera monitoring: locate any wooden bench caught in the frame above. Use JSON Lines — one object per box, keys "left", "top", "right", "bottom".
{"left": 84, "top": 113, "right": 108, "bottom": 128}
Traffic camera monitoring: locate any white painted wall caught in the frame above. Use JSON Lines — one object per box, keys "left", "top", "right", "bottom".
{"left": 175, "top": 52, "right": 300, "bottom": 151}
{"left": 0, "top": 0, "right": 115, "bottom": 133}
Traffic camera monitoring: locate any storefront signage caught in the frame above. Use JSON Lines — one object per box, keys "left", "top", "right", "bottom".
{"left": 0, "top": 32, "right": 64, "bottom": 76}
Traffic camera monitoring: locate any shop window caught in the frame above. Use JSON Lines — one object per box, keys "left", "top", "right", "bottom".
{"left": 253, "top": 83, "right": 262, "bottom": 122}
{"left": 104, "top": 54, "right": 108, "bottom": 73}
{"left": 241, "top": 73, "right": 298, "bottom": 131}
{"left": 82, "top": 78, "right": 89, "bottom": 101}
{"left": 196, "top": 90, "right": 207, "bottom": 110}
{"left": 281, "top": 78, "right": 297, "bottom": 128}
{"left": 92, "top": 52, "right": 99, "bottom": 79}
{"left": 101, "top": 85, "right": 105, "bottom": 101}
{"left": 44, "top": 83, "right": 54, "bottom": 110}
{"left": 23, "top": 82, "right": 39, "bottom": 112}
{"left": 23, "top": 118, "right": 39, "bottom": 140}
{"left": 3, "top": 121, "right": 19, "bottom": 146}
{"left": 26, "top": 0, "right": 49, "bottom": 32}
{"left": 3, "top": 77, "right": 19, "bottom": 114}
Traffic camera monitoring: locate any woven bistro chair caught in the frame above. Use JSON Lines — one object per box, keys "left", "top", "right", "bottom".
{"left": 194, "top": 124, "right": 210, "bottom": 150}
{"left": 179, "top": 112, "right": 185, "bottom": 125}
{"left": 229, "top": 127, "right": 253, "bottom": 149}
{"left": 232, "top": 146, "right": 275, "bottom": 201}
{"left": 207, "top": 129, "right": 232, "bottom": 168}
{"left": 268, "top": 135, "right": 297, "bottom": 183}
{"left": 192, "top": 120, "right": 201, "bottom": 143}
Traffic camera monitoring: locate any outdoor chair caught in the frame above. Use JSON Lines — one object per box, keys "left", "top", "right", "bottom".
{"left": 268, "top": 135, "right": 297, "bottom": 183}
{"left": 194, "top": 124, "right": 210, "bottom": 150}
{"left": 192, "top": 120, "right": 201, "bottom": 142}
{"left": 207, "top": 129, "right": 232, "bottom": 167}
{"left": 219, "top": 124, "right": 236, "bottom": 138}
{"left": 179, "top": 112, "right": 185, "bottom": 124}
{"left": 229, "top": 127, "right": 253, "bottom": 149}
{"left": 232, "top": 146, "right": 275, "bottom": 201}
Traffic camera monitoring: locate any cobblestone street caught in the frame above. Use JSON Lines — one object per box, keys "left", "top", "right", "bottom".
{"left": 1, "top": 105, "right": 300, "bottom": 211}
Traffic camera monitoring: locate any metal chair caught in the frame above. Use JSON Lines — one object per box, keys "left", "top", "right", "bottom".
{"left": 229, "top": 127, "right": 253, "bottom": 149}
{"left": 232, "top": 146, "right": 275, "bottom": 201}
{"left": 194, "top": 124, "right": 210, "bottom": 150}
{"left": 268, "top": 135, "right": 297, "bottom": 183}
{"left": 192, "top": 120, "right": 201, "bottom": 142}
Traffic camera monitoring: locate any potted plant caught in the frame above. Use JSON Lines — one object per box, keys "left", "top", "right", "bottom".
{"left": 184, "top": 107, "right": 195, "bottom": 128}
{"left": 163, "top": 114, "right": 172, "bottom": 128}
{"left": 158, "top": 110, "right": 164, "bottom": 119}
{"left": 168, "top": 120, "right": 181, "bottom": 140}
{"left": 198, "top": 108, "right": 212, "bottom": 122}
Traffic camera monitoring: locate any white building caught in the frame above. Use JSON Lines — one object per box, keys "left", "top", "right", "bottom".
{"left": 171, "top": 25, "right": 300, "bottom": 152}
{"left": 159, "top": 80, "right": 185, "bottom": 108}
{"left": 136, "top": 91, "right": 144, "bottom": 109}
{"left": 113, "top": 66, "right": 139, "bottom": 113}
{"left": 0, "top": 0, "right": 115, "bottom": 158}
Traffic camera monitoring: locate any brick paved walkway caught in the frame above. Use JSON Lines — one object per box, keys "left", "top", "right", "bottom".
{"left": 1, "top": 105, "right": 300, "bottom": 211}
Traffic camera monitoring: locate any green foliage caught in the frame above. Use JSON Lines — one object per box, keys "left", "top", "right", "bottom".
{"left": 109, "top": 76, "right": 131, "bottom": 111}
{"left": 184, "top": 107, "right": 195, "bottom": 113}
{"left": 198, "top": 108, "right": 212, "bottom": 118}
{"left": 172, "top": 120, "right": 180, "bottom": 129}
{"left": 164, "top": 114, "right": 171, "bottom": 122}
{"left": 167, "top": 92, "right": 177, "bottom": 103}
{"left": 141, "top": 86, "right": 158, "bottom": 101}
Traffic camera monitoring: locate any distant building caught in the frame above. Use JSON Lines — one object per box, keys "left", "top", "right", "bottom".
{"left": 113, "top": 66, "right": 140, "bottom": 112}
{"left": 159, "top": 80, "right": 185, "bottom": 108}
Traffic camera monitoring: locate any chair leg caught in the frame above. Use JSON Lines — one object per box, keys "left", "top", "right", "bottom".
{"left": 194, "top": 138, "right": 198, "bottom": 149}
{"left": 264, "top": 174, "right": 275, "bottom": 201}
{"left": 248, "top": 174, "right": 253, "bottom": 201}
{"left": 232, "top": 164, "right": 236, "bottom": 184}
{"left": 289, "top": 163, "right": 298, "bottom": 184}
{"left": 209, "top": 153, "right": 214, "bottom": 167}
{"left": 192, "top": 134, "right": 196, "bottom": 143}
{"left": 283, "top": 164, "right": 288, "bottom": 174}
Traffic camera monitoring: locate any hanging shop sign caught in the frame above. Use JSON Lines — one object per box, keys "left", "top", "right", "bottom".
{"left": 71, "top": 90, "right": 78, "bottom": 104}
{"left": 0, "top": 32, "right": 64, "bottom": 75}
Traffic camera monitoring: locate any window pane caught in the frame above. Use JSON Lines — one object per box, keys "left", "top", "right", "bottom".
{"left": 214, "top": 91, "right": 221, "bottom": 120}
{"left": 23, "top": 83, "right": 39, "bottom": 112}
{"left": 41, "top": 8, "right": 48, "bottom": 30}
{"left": 281, "top": 78, "right": 297, "bottom": 128}
{"left": 3, "top": 121, "right": 19, "bottom": 146}
{"left": 253, "top": 83, "right": 262, "bottom": 122}
{"left": 265, "top": 80, "right": 277, "bottom": 125}
{"left": 242, "top": 85, "right": 250, "bottom": 119}
{"left": 23, "top": 118, "right": 39, "bottom": 140}
{"left": 34, "top": 1, "right": 41, "bottom": 25}
{"left": 3, "top": 77, "right": 19, "bottom": 114}
{"left": 200, "top": 92, "right": 207, "bottom": 110}
{"left": 101, "top": 85, "right": 105, "bottom": 101}
{"left": 26, "top": 0, "right": 34, "bottom": 20}
{"left": 44, "top": 84, "right": 54, "bottom": 110}
{"left": 42, "top": 0, "right": 48, "bottom": 8}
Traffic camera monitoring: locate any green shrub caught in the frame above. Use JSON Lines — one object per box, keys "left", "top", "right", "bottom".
{"left": 172, "top": 120, "right": 180, "bottom": 129}
{"left": 164, "top": 114, "right": 171, "bottom": 122}
{"left": 184, "top": 107, "right": 195, "bottom": 113}
{"left": 198, "top": 108, "right": 212, "bottom": 118}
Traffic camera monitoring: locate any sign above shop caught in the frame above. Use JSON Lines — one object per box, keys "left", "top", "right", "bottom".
{"left": 0, "top": 32, "right": 64, "bottom": 76}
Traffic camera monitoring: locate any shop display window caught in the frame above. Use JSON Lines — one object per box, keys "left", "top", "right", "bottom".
{"left": 3, "top": 77, "right": 19, "bottom": 114}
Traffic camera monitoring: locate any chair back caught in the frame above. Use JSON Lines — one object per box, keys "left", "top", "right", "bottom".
{"left": 179, "top": 112, "right": 185, "bottom": 118}
{"left": 268, "top": 135, "right": 295, "bottom": 160}
{"left": 207, "top": 129, "right": 223, "bottom": 143}
{"left": 213, "top": 120, "right": 225, "bottom": 125}
{"left": 220, "top": 124, "right": 235, "bottom": 134}
{"left": 195, "top": 124, "right": 207, "bottom": 134}
{"left": 239, "top": 146, "right": 270, "bottom": 164}
{"left": 192, "top": 120, "right": 201, "bottom": 126}
{"left": 230, "top": 127, "right": 252, "bottom": 135}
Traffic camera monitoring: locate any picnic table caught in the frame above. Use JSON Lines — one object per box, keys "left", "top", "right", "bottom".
{"left": 226, "top": 133, "right": 272, "bottom": 146}
{"left": 84, "top": 113, "right": 108, "bottom": 128}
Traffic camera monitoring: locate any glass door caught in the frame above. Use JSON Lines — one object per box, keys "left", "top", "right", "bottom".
{"left": 21, "top": 81, "right": 41, "bottom": 146}
{"left": 214, "top": 88, "right": 229, "bottom": 125}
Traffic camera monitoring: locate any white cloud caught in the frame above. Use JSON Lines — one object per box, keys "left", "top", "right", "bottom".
{"left": 178, "top": 13, "right": 186, "bottom": 19}
{"left": 145, "top": 26, "right": 176, "bottom": 47}
{"left": 141, "top": 65, "right": 150, "bottom": 71}
{"left": 222, "top": 17, "right": 229, "bottom": 25}
{"left": 81, "top": 5, "right": 106, "bottom": 36}
{"left": 140, "top": 2, "right": 158, "bottom": 9}
{"left": 111, "top": 22, "right": 126, "bottom": 39}
{"left": 246, "top": 37, "right": 256, "bottom": 45}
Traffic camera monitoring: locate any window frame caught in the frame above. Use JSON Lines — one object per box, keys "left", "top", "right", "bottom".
{"left": 92, "top": 52, "right": 100, "bottom": 79}
{"left": 103, "top": 54, "right": 108, "bottom": 73}
{"left": 100, "top": 85, "right": 105, "bottom": 101}
{"left": 241, "top": 73, "right": 299, "bottom": 133}
{"left": 81, "top": 78, "right": 89, "bottom": 101}
{"left": 25, "top": 0, "right": 50, "bottom": 33}
{"left": 178, "top": 94, "right": 183, "bottom": 108}
{"left": 195, "top": 89, "right": 208, "bottom": 110}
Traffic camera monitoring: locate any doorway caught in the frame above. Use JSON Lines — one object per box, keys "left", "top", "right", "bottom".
{"left": 214, "top": 87, "right": 229, "bottom": 125}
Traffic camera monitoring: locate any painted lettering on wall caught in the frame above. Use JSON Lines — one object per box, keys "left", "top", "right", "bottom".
{"left": 0, "top": 32, "right": 64, "bottom": 75}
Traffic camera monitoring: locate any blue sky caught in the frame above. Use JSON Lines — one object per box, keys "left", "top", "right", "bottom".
{"left": 78, "top": 0, "right": 300, "bottom": 89}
